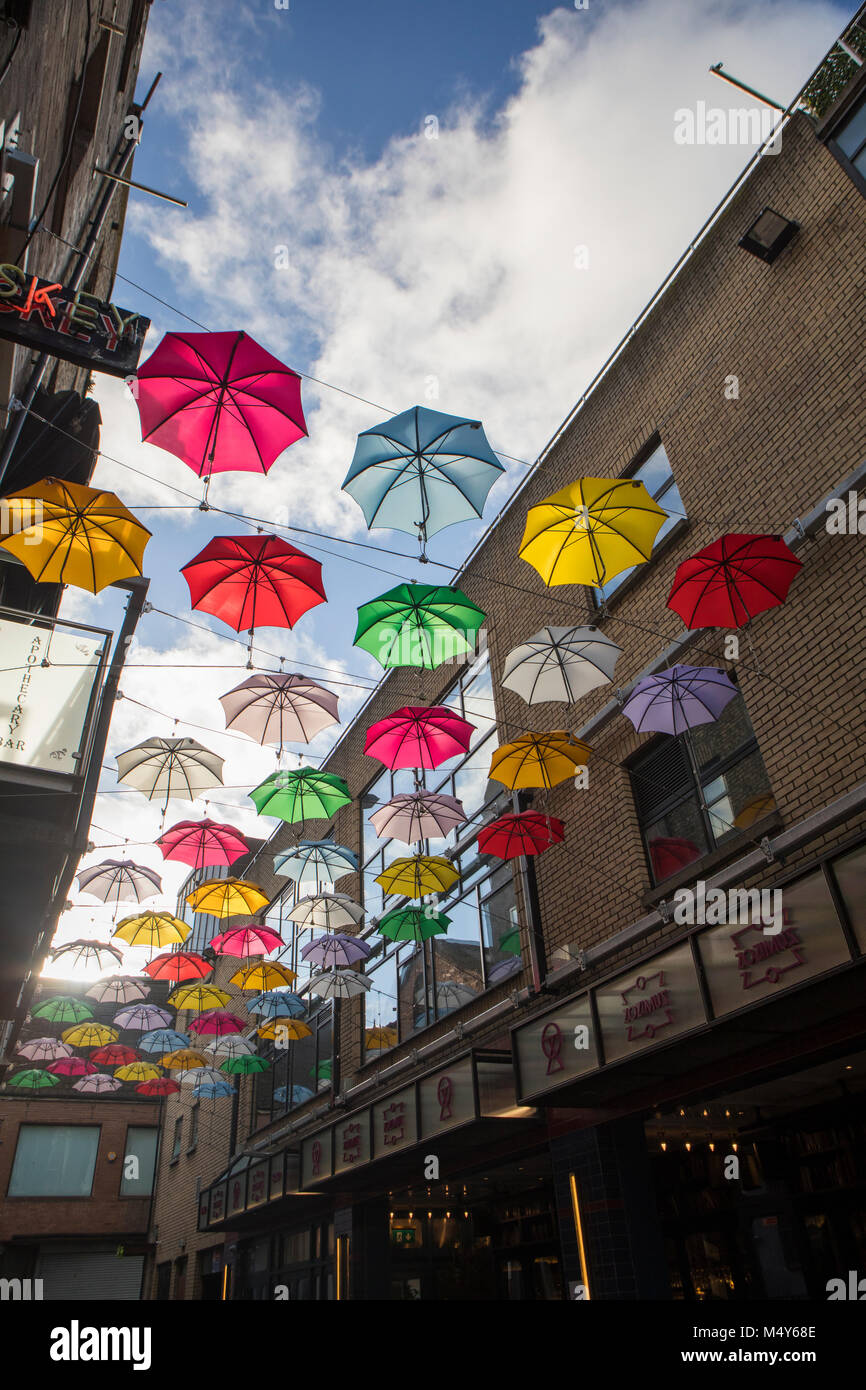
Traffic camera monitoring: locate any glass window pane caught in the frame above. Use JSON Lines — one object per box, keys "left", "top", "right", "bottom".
{"left": 433, "top": 895, "right": 483, "bottom": 1014}
{"left": 366, "top": 950, "right": 399, "bottom": 1048}
{"left": 121, "top": 1126, "right": 159, "bottom": 1196}
{"left": 9, "top": 1125, "right": 100, "bottom": 1197}
{"left": 644, "top": 803, "right": 709, "bottom": 884}
{"left": 397, "top": 943, "right": 427, "bottom": 1034}
{"left": 837, "top": 96, "right": 866, "bottom": 159}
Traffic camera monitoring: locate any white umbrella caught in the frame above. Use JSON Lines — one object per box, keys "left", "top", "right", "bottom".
{"left": 115, "top": 737, "right": 224, "bottom": 803}
{"left": 286, "top": 892, "right": 365, "bottom": 932}
{"left": 306, "top": 970, "right": 371, "bottom": 1000}
{"left": 50, "top": 938, "right": 123, "bottom": 971}
{"left": 369, "top": 791, "right": 467, "bottom": 844}
{"left": 75, "top": 859, "right": 162, "bottom": 904}
{"left": 502, "top": 626, "right": 622, "bottom": 705}
{"left": 207, "top": 1035, "right": 258, "bottom": 1058}
{"left": 219, "top": 673, "right": 339, "bottom": 748}
{"left": 179, "top": 1066, "right": 225, "bottom": 1086}
{"left": 86, "top": 975, "right": 151, "bottom": 1005}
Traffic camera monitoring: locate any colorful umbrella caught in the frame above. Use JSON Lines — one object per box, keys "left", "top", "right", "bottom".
{"left": 230, "top": 960, "right": 297, "bottom": 990}
{"left": 210, "top": 925, "right": 284, "bottom": 957}
{"left": 139, "top": 1029, "right": 189, "bottom": 1054}
{"left": 219, "top": 674, "right": 339, "bottom": 749}
{"left": 115, "top": 1061, "right": 163, "bottom": 1082}
{"left": 156, "top": 819, "right": 250, "bottom": 871}
{"left": 307, "top": 970, "right": 371, "bottom": 1000}
{"left": 257, "top": 1019, "right": 312, "bottom": 1041}
{"left": 478, "top": 811, "right": 564, "bottom": 860}
{"left": 187, "top": 1010, "right": 246, "bottom": 1037}
{"left": 160, "top": 1049, "right": 210, "bottom": 1072}
{"left": 133, "top": 329, "right": 307, "bottom": 478}
{"left": 75, "top": 859, "right": 162, "bottom": 904}
{"left": 274, "top": 1083, "right": 315, "bottom": 1105}
{"left": 16, "top": 1038, "right": 74, "bottom": 1062}
{"left": 73, "top": 1074, "right": 123, "bottom": 1094}
{"left": 7, "top": 1069, "right": 60, "bottom": 1090}
{"left": 621, "top": 664, "right": 739, "bottom": 735}
{"left": 376, "top": 856, "right": 458, "bottom": 899}
{"left": 647, "top": 836, "right": 702, "bottom": 880}
{"left": 192, "top": 1081, "right": 235, "bottom": 1099}
{"left": 502, "top": 626, "right": 623, "bottom": 704}
{"left": 0, "top": 477, "right": 151, "bottom": 592}
{"left": 498, "top": 927, "right": 522, "bottom": 954}
{"left": 364, "top": 705, "right": 475, "bottom": 771}
{"left": 113, "top": 1004, "right": 173, "bottom": 1031}
{"left": 185, "top": 878, "right": 269, "bottom": 919}
{"left": 489, "top": 731, "right": 590, "bottom": 790}
{"left": 436, "top": 981, "right": 477, "bottom": 1012}
{"left": 85, "top": 976, "right": 151, "bottom": 1005}
{"left": 143, "top": 952, "right": 211, "bottom": 984}
{"left": 136, "top": 1078, "right": 181, "bottom": 1096}
{"left": 312, "top": 1059, "right": 333, "bottom": 1082}
{"left": 48, "top": 1057, "right": 97, "bottom": 1076}
{"left": 168, "top": 984, "right": 233, "bottom": 1013}
{"left": 208, "top": 1036, "right": 258, "bottom": 1058}
{"left": 90, "top": 1043, "right": 140, "bottom": 1066}
{"left": 31, "top": 996, "right": 93, "bottom": 1024}
{"left": 249, "top": 768, "right": 351, "bottom": 823}
{"left": 377, "top": 906, "right": 451, "bottom": 942}
{"left": 246, "top": 991, "right": 306, "bottom": 1019}
{"left": 113, "top": 912, "right": 190, "bottom": 950}
{"left": 300, "top": 934, "right": 372, "bottom": 968}
{"left": 369, "top": 791, "right": 466, "bottom": 844}
{"left": 365, "top": 1026, "right": 398, "bottom": 1049}
{"left": 667, "top": 533, "right": 802, "bottom": 629}
{"left": 116, "top": 738, "right": 224, "bottom": 803}
{"left": 342, "top": 405, "right": 505, "bottom": 552}
{"left": 519, "top": 477, "right": 668, "bottom": 587}
{"left": 181, "top": 535, "right": 325, "bottom": 635}
{"left": 286, "top": 893, "right": 364, "bottom": 932}
{"left": 733, "top": 793, "right": 777, "bottom": 829}
{"left": 273, "top": 841, "right": 358, "bottom": 887}
{"left": 49, "top": 939, "right": 123, "bottom": 971}
{"left": 354, "top": 582, "right": 486, "bottom": 670}
{"left": 219, "top": 1055, "right": 271, "bottom": 1075}
{"left": 61, "top": 1023, "right": 119, "bottom": 1048}
{"left": 179, "top": 1065, "right": 227, "bottom": 1087}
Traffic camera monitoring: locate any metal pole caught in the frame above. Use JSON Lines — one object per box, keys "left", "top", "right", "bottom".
{"left": 708, "top": 63, "right": 786, "bottom": 110}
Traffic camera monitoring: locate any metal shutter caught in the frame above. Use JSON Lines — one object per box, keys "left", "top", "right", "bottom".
{"left": 630, "top": 736, "right": 693, "bottom": 823}
{"left": 35, "top": 1248, "right": 144, "bottom": 1301}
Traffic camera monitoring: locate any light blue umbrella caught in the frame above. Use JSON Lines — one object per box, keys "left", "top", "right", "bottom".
{"left": 139, "top": 1028, "right": 189, "bottom": 1054}
{"left": 273, "top": 841, "right": 358, "bottom": 887}
{"left": 247, "top": 991, "right": 306, "bottom": 1020}
{"left": 192, "top": 1080, "right": 235, "bottom": 1099}
{"left": 341, "top": 405, "right": 505, "bottom": 553}
{"left": 274, "top": 1084, "right": 314, "bottom": 1106}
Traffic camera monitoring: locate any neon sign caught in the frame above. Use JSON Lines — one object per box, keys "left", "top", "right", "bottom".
{"left": 0, "top": 265, "right": 150, "bottom": 377}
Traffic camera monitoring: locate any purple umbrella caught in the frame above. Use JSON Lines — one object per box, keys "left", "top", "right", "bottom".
{"left": 620, "top": 664, "right": 738, "bottom": 736}
{"left": 113, "top": 1004, "right": 173, "bottom": 1031}
{"left": 73, "top": 1074, "right": 123, "bottom": 1095}
{"left": 17, "top": 1037, "right": 74, "bottom": 1063}
{"left": 75, "top": 859, "right": 163, "bottom": 904}
{"left": 301, "top": 934, "right": 372, "bottom": 969}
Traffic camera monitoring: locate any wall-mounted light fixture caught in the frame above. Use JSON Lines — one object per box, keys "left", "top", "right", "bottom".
{"left": 738, "top": 207, "right": 800, "bottom": 263}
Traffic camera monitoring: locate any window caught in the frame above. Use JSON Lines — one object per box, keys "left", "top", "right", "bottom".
{"left": 170, "top": 1117, "right": 183, "bottom": 1163}
{"left": 828, "top": 88, "right": 866, "bottom": 193}
{"left": 8, "top": 1125, "right": 100, "bottom": 1197}
{"left": 629, "top": 691, "right": 776, "bottom": 886}
{"left": 254, "top": 994, "right": 333, "bottom": 1122}
{"left": 593, "top": 441, "right": 685, "bottom": 605}
{"left": 120, "top": 1126, "right": 158, "bottom": 1196}
{"left": 155, "top": 1262, "right": 171, "bottom": 1301}
{"left": 188, "top": 1105, "right": 199, "bottom": 1152}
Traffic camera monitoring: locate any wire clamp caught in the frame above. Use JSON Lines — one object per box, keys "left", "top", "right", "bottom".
{"left": 791, "top": 517, "right": 806, "bottom": 540}
{"left": 142, "top": 601, "right": 153, "bottom": 614}
{"left": 759, "top": 835, "right": 775, "bottom": 864}
{"left": 657, "top": 898, "right": 673, "bottom": 923}
{"left": 8, "top": 396, "right": 23, "bottom": 413}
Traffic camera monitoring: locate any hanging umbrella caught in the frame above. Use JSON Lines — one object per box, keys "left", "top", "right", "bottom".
{"left": 180, "top": 1065, "right": 228, "bottom": 1087}
{"left": 113, "top": 1003, "right": 173, "bottom": 1031}
{"left": 733, "top": 793, "right": 777, "bottom": 829}
{"left": 113, "top": 912, "right": 190, "bottom": 950}
{"left": 249, "top": 768, "right": 351, "bottom": 823}
{"left": 219, "top": 674, "right": 339, "bottom": 750}
{"left": 519, "top": 477, "right": 668, "bottom": 588}
{"left": 90, "top": 1043, "right": 140, "bottom": 1067}
{"left": 116, "top": 738, "right": 224, "bottom": 804}
{"left": 139, "top": 1029, "right": 189, "bottom": 1055}
{"left": 115, "top": 1061, "right": 163, "bottom": 1083}
{"left": 365, "top": 1026, "right": 398, "bottom": 1049}
{"left": 286, "top": 893, "right": 365, "bottom": 932}
{"left": 364, "top": 706, "right": 475, "bottom": 771}
{"left": 85, "top": 976, "right": 151, "bottom": 1005}
{"left": 143, "top": 952, "right": 211, "bottom": 984}
{"left": 246, "top": 991, "right": 306, "bottom": 1019}
{"left": 220, "top": 1055, "right": 271, "bottom": 1075}
{"left": 168, "top": 984, "right": 233, "bottom": 1013}
{"left": 307, "top": 971, "right": 371, "bottom": 1000}
{"left": 7, "top": 1069, "right": 60, "bottom": 1090}
{"left": 369, "top": 790, "right": 466, "bottom": 844}
{"left": 312, "top": 1059, "right": 333, "bottom": 1082}
{"left": 621, "top": 665, "right": 739, "bottom": 735}
{"left": 160, "top": 1049, "right": 210, "bottom": 1072}
{"left": 489, "top": 731, "right": 590, "bottom": 790}
{"left": 647, "top": 836, "right": 702, "bottom": 880}
{"left": 61, "top": 1023, "right": 119, "bottom": 1048}
{"left": 31, "top": 996, "right": 93, "bottom": 1024}
{"left": 301, "top": 934, "right": 371, "bottom": 968}
{"left": 137, "top": 1078, "right": 181, "bottom": 1096}
{"left": 156, "top": 819, "right": 250, "bottom": 870}
{"left": 192, "top": 1081, "right": 236, "bottom": 1099}
{"left": 16, "top": 1038, "right": 74, "bottom": 1062}
{"left": 210, "top": 925, "right": 284, "bottom": 957}
{"left": 478, "top": 811, "right": 565, "bottom": 860}
{"left": 667, "top": 533, "right": 802, "bottom": 629}
{"left": 498, "top": 927, "right": 522, "bottom": 954}
{"left": 377, "top": 906, "right": 451, "bottom": 942}
{"left": 132, "top": 329, "right": 307, "bottom": 478}
{"left": 502, "top": 626, "right": 623, "bottom": 704}
{"left": 181, "top": 535, "right": 326, "bottom": 639}
{"left": 341, "top": 405, "right": 505, "bottom": 553}
{"left": 49, "top": 939, "right": 123, "bottom": 971}
{"left": 436, "top": 981, "right": 476, "bottom": 1012}
{"left": 73, "top": 1074, "right": 123, "bottom": 1094}
{"left": 354, "top": 582, "right": 486, "bottom": 670}
{"left": 48, "top": 1057, "right": 98, "bottom": 1077}
{"left": 376, "top": 856, "right": 458, "bottom": 899}
{"left": 273, "top": 841, "right": 358, "bottom": 887}
{"left": 208, "top": 1036, "right": 258, "bottom": 1059}
{"left": 0, "top": 477, "right": 151, "bottom": 592}
{"left": 75, "top": 859, "right": 162, "bottom": 904}
{"left": 188, "top": 1010, "right": 246, "bottom": 1037}
{"left": 274, "top": 1084, "right": 315, "bottom": 1105}
{"left": 186, "top": 878, "right": 269, "bottom": 919}
{"left": 487, "top": 957, "right": 522, "bottom": 984}
{"left": 257, "top": 1019, "right": 312, "bottom": 1041}
{"left": 230, "top": 960, "right": 297, "bottom": 990}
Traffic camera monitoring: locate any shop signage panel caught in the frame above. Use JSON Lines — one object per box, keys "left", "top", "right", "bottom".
{"left": 597, "top": 941, "right": 705, "bottom": 1064}
{"left": 698, "top": 870, "right": 850, "bottom": 1017}
{"left": 209, "top": 1183, "right": 227, "bottom": 1226}
{"left": 825, "top": 845, "right": 866, "bottom": 954}
{"left": 246, "top": 1162, "right": 268, "bottom": 1209}
{"left": 269, "top": 1154, "right": 285, "bottom": 1202}
{"left": 300, "top": 1129, "right": 332, "bottom": 1188}
{"left": 418, "top": 1057, "right": 475, "bottom": 1137}
{"left": 227, "top": 1171, "right": 247, "bottom": 1217}
{"left": 514, "top": 994, "right": 598, "bottom": 1100}
{"left": 0, "top": 618, "right": 105, "bottom": 775}
{"left": 0, "top": 266, "right": 150, "bottom": 377}
{"left": 333, "top": 1110, "right": 371, "bottom": 1175}
{"left": 372, "top": 1086, "right": 417, "bottom": 1158}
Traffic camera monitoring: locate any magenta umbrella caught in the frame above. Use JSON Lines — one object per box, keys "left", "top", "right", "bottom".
{"left": 156, "top": 818, "right": 250, "bottom": 871}
{"left": 210, "top": 925, "right": 284, "bottom": 957}
{"left": 364, "top": 706, "right": 475, "bottom": 771}
{"left": 48, "top": 1057, "right": 98, "bottom": 1077}
{"left": 132, "top": 330, "right": 308, "bottom": 479}
{"left": 188, "top": 1010, "right": 246, "bottom": 1037}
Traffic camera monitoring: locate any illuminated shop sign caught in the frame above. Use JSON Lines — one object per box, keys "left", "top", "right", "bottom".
{"left": 0, "top": 266, "right": 150, "bottom": 377}
{"left": 372, "top": 1086, "right": 416, "bottom": 1158}
{"left": 0, "top": 616, "right": 105, "bottom": 775}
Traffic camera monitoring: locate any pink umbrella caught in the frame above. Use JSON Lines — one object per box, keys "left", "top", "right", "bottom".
{"left": 210, "top": 925, "right": 284, "bottom": 957}
{"left": 369, "top": 790, "right": 467, "bottom": 843}
{"left": 17, "top": 1038, "right": 74, "bottom": 1063}
{"left": 156, "top": 818, "right": 250, "bottom": 870}
{"left": 132, "top": 330, "right": 307, "bottom": 479}
{"left": 187, "top": 1010, "right": 246, "bottom": 1037}
{"left": 47, "top": 1057, "right": 98, "bottom": 1077}
{"left": 364, "top": 706, "right": 476, "bottom": 771}
{"left": 73, "top": 1074, "right": 123, "bottom": 1095}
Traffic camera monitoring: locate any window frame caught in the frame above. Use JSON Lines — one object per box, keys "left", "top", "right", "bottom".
{"left": 820, "top": 67, "right": 866, "bottom": 200}
{"left": 7, "top": 1123, "right": 101, "bottom": 1198}
{"left": 589, "top": 436, "right": 688, "bottom": 610}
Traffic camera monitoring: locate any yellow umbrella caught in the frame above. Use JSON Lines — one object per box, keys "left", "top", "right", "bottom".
{"left": 160, "top": 1048, "right": 209, "bottom": 1072}
{"left": 375, "top": 855, "right": 458, "bottom": 899}
{"left": 0, "top": 477, "right": 151, "bottom": 593}
{"left": 115, "top": 1061, "right": 163, "bottom": 1082}
{"left": 61, "top": 1023, "right": 119, "bottom": 1048}
{"left": 230, "top": 961, "right": 297, "bottom": 990}
{"left": 365, "top": 1026, "right": 397, "bottom": 1049}
{"left": 519, "top": 477, "right": 668, "bottom": 588}
{"left": 489, "top": 731, "right": 591, "bottom": 790}
{"left": 733, "top": 793, "right": 777, "bottom": 829}
{"left": 113, "top": 912, "right": 190, "bottom": 949}
{"left": 257, "top": 1019, "right": 311, "bottom": 1041}
{"left": 168, "top": 984, "right": 233, "bottom": 1012}
{"left": 186, "top": 878, "right": 269, "bottom": 918}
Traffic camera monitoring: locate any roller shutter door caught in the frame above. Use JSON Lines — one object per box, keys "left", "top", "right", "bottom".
{"left": 35, "top": 1248, "right": 144, "bottom": 1300}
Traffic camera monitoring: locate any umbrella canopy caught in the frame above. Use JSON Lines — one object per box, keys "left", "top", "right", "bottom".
{"left": 179, "top": 1065, "right": 228, "bottom": 1087}
{"left": 73, "top": 1074, "right": 123, "bottom": 1094}
{"left": 377, "top": 906, "right": 451, "bottom": 942}
{"left": 520, "top": 477, "right": 668, "bottom": 588}
{"left": 168, "top": 984, "right": 233, "bottom": 1013}
{"left": 156, "top": 819, "right": 249, "bottom": 870}
{"left": 219, "top": 674, "right": 339, "bottom": 749}
{"left": 489, "top": 731, "right": 590, "bottom": 790}
{"left": 90, "top": 1043, "right": 140, "bottom": 1067}
{"left": 116, "top": 737, "right": 224, "bottom": 803}
{"left": 274, "top": 1084, "right": 315, "bottom": 1105}
{"left": 354, "top": 582, "right": 486, "bottom": 670}
{"left": 341, "top": 405, "right": 505, "bottom": 547}
{"left": 369, "top": 790, "right": 466, "bottom": 844}
{"left": 115, "top": 1061, "right": 163, "bottom": 1082}
{"left": 133, "top": 329, "right": 307, "bottom": 478}
{"left": 49, "top": 939, "right": 123, "bottom": 971}
{"left": 286, "top": 893, "right": 365, "bottom": 932}
{"left": 498, "top": 927, "right": 522, "bottom": 954}
{"left": 192, "top": 1081, "right": 236, "bottom": 1099}
{"left": 208, "top": 1036, "right": 258, "bottom": 1058}
{"left": 230, "top": 961, "right": 297, "bottom": 990}
{"left": 185, "top": 878, "right": 269, "bottom": 919}
{"left": 249, "top": 768, "right": 351, "bottom": 823}
{"left": 273, "top": 841, "right": 358, "bottom": 887}
{"left": 139, "top": 1029, "right": 189, "bottom": 1055}
{"left": 301, "top": 934, "right": 372, "bottom": 968}
{"left": 75, "top": 859, "right": 162, "bottom": 904}
{"left": 85, "top": 976, "right": 151, "bottom": 1005}
{"left": 647, "top": 836, "right": 702, "bottom": 880}
{"left": 220, "top": 1055, "right": 271, "bottom": 1075}
{"left": 143, "top": 952, "right": 211, "bottom": 984}
{"left": 376, "top": 856, "right": 458, "bottom": 899}
{"left": 31, "top": 996, "right": 93, "bottom": 1024}
{"left": 364, "top": 705, "right": 475, "bottom": 771}
{"left": 48, "top": 1057, "right": 97, "bottom": 1076}
{"left": 0, "top": 477, "right": 151, "bottom": 592}
{"left": 667, "top": 533, "right": 802, "bottom": 629}
{"left": 181, "top": 535, "right": 325, "bottom": 632}
{"left": 478, "top": 811, "right": 565, "bottom": 860}
{"left": 113, "top": 1004, "right": 173, "bottom": 1031}
{"left": 257, "top": 1018, "right": 312, "bottom": 1041}
{"left": 365, "top": 1026, "right": 398, "bottom": 1049}
{"left": 137, "top": 1078, "right": 181, "bottom": 1096}
{"left": 16, "top": 1038, "right": 74, "bottom": 1063}
{"left": 621, "top": 664, "right": 739, "bottom": 735}
{"left": 246, "top": 991, "right": 306, "bottom": 1019}
{"left": 502, "top": 625, "right": 623, "bottom": 705}
{"left": 436, "top": 981, "right": 477, "bottom": 1011}
{"left": 307, "top": 970, "right": 371, "bottom": 1000}
{"left": 113, "top": 912, "right": 190, "bottom": 950}
{"left": 7, "top": 1069, "right": 60, "bottom": 1090}
{"left": 210, "top": 925, "right": 284, "bottom": 957}
{"left": 188, "top": 1010, "right": 246, "bottom": 1037}
{"left": 160, "top": 1049, "right": 210, "bottom": 1072}
{"left": 733, "top": 793, "right": 777, "bottom": 829}
{"left": 61, "top": 1023, "right": 119, "bottom": 1048}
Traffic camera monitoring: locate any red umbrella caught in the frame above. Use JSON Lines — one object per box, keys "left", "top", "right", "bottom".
{"left": 364, "top": 705, "right": 475, "bottom": 771}
{"left": 648, "top": 836, "right": 702, "bottom": 880}
{"left": 667, "top": 533, "right": 802, "bottom": 629}
{"left": 188, "top": 1010, "right": 246, "bottom": 1037}
{"left": 90, "top": 1044, "right": 140, "bottom": 1067}
{"left": 132, "top": 330, "right": 307, "bottom": 479}
{"left": 156, "top": 819, "right": 250, "bottom": 871}
{"left": 143, "top": 951, "right": 212, "bottom": 984}
{"left": 210, "top": 925, "right": 284, "bottom": 957}
{"left": 47, "top": 1058, "right": 98, "bottom": 1077}
{"left": 136, "top": 1077, "right": 181, "bottom": 1096}
{"left": 478, "top": 811, "right": 564, "bottom": 860}
{"left": 181, "top": 536, "right": 326, "bottom": 645}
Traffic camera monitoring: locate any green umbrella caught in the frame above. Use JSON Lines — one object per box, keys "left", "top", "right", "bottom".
{"left": 354, "top": 583, "right": 486, "bottom": 671}
{"left": 219, "top": 1055, "right": 271, "bottom": 1075}
{"left": 312, "top": 1058, "right": 333, "bottom": 1081}
{"left": 7, "top": 1069, "right": 61, "bottom": 1090}
{"left": 498, "top": 928, "right": 521, "bottom": 955}
{"left": 377, "top": 905, "right": 451, "bottom": 943}
{"left": 31, "top": 996, "right": 95, "bottom": 1024}
{"left": 249, "top": 768, "right": 351, "bottom": 823}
